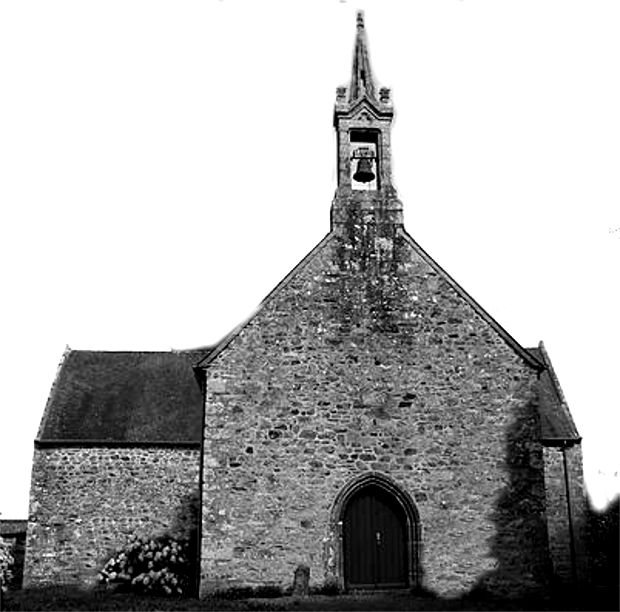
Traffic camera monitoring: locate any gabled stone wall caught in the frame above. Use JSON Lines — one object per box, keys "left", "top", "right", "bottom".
{"left": 24, "top": 446, "right": 199, "bottom": 588}
{"left": 199, "top": 229, "right": 549, "bottom": 598}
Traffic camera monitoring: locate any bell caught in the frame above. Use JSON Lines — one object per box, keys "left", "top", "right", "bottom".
{"left": 353, "top": 157, "right": 375, "bottom": 183}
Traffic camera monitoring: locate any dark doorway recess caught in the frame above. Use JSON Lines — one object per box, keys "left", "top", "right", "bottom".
{"left": 343, "top": 484, "right": 408, "bottom": 589}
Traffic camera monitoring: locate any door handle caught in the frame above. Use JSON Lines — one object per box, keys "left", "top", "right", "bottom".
{"left": 375, "top": 531, "right": 381, "bottom": 545}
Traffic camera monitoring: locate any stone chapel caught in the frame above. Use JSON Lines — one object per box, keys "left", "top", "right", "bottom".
{"left": 24, "top": 13, "right": 588, "bottom": 599}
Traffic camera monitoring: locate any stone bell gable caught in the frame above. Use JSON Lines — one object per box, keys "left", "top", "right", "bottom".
{"left": 197, "top": 13, "right": 585, "bottom": 597}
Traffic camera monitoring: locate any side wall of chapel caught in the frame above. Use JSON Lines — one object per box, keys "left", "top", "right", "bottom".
{"left": 200, "top": 232, "right": 550, "bottom": 598}
{"left": 23, "top": 447, "right": 200, "bottom": 588}
{"left": 543, "top": 444, "right": 589, "bottom": 586}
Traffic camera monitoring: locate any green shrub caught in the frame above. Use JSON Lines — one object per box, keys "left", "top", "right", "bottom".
{"left": 99, "top": 534, "right": 192, "bottom": 596}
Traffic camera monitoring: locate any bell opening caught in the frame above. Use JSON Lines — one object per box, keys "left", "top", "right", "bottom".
{"left": 349, "top": 130, "right": 379, "bottom": 191}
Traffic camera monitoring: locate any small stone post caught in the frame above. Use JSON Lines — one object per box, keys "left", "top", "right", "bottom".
{"left": 292, "top": 564, "right": 310, "bottom": 597}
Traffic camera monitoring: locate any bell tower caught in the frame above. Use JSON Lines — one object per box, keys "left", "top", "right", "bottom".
{"left": 331, "top": 12, "right": 403, "bottom": 234}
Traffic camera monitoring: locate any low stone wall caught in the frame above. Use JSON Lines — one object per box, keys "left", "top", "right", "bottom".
{"left": 23, "top": 446, "right": 200, "bottom": 588}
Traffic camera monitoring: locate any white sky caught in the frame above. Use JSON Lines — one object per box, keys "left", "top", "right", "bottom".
{"left": 1, "top": 1, "right": 618, "bottom": 519}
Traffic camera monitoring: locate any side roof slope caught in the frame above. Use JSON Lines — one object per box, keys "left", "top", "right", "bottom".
{"left": 37, "top": 348, "right": 210, "bottom": 444}
{"left": 528, "top": 343, "right": 581, "bottom": 444}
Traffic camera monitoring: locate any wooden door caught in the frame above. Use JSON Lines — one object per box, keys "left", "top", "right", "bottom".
{"left": 343, "top": 485, "right": 408, "bottom": 589}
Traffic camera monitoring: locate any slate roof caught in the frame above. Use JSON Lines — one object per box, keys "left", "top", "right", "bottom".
{"left": 528, "top": 343, "right": 581, "bottom": 445}
{"left": 36, "top": 349, "right": 210, "bottom": 444}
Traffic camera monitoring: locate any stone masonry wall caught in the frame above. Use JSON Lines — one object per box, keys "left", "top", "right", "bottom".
{"left": 24, "top": 446, "right": 199, "bottom": 587}
{"left": 543, "top": 444, "right": 589, "bottom": 586}
{"left": 200, "top": 229, "right": 550, "bottom": 598}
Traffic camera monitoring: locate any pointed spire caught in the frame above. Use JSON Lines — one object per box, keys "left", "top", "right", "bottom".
{"left": 349, "top": 11, "right": 376, "bottom": 102}
{"left": 332, "top": 12, "right": 402, "bottom": 229}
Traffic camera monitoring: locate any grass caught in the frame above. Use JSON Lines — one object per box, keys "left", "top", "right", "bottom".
{"left": 2, "top": 585, "right": 618, "bottom": 611}
{"left": 2, "top": 586, "right": 246, "bottom": 611}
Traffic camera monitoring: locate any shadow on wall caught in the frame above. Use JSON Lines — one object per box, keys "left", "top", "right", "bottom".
{"left": 169, "top": 489, "right": 201, "bottom": 596}
{"left": 459, "top": 390, "right": 618, "bottom": 611}
{"left": 468, "top": 393, "right": 551, "bottom": 599}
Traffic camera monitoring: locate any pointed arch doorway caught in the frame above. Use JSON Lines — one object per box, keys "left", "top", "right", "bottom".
{"left": 334, "top": 473, "right": 421, "bottom": 591}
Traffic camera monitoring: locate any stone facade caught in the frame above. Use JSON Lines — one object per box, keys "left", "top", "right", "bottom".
{"left": 199, "top": 229, "right": 551, "bottom": 597}
{"left": 24, "top": 446, "right": 199, "bottom": 587}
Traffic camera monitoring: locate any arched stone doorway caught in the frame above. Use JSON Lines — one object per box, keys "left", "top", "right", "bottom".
{"left": 331, "top": 473, "right": 421, "bottom": 591}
